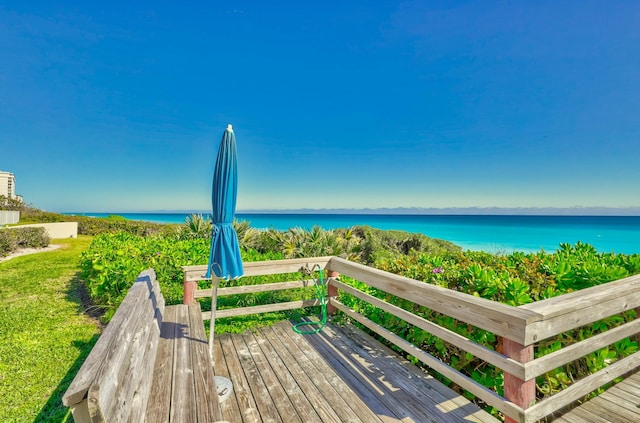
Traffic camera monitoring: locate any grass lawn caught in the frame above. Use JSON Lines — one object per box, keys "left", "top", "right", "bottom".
{"left": 0, "top": 236, "right": 101, "bottom": 422}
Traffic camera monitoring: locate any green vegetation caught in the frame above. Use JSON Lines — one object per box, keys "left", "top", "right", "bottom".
{"left": 0, "top": 195, "right": 23, "bottom": 211}
{"left": 0, "top": 236, "right": 100, "bottom": 423}
{"left": 0, "top": 226, "right": 50, "bottom": 257}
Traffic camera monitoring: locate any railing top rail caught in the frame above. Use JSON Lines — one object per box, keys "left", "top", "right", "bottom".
{"left": 182, "top": 256, "right": 333, "bottom": 282}
{"left": 520, "top": 274, "right": 640, "bottom": 317}
{"left": 519, "top": 274, "right": 640, "bottom": 341}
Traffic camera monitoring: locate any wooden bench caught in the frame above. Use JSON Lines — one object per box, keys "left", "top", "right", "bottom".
{"left": 63, "top": 269, "right": 225, "bottom": 422}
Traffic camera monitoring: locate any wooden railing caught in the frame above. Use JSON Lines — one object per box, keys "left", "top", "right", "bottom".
{"left": 182, "top": 256, "right": 640, "bottom": 423}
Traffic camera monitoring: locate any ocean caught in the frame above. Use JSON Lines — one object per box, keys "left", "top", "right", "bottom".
{"left": 69, "top": 213, "right": 640, "bottom": 255}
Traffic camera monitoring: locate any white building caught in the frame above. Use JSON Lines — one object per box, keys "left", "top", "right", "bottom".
{"left": 0, "top": 170, "right": 16, "bottom": 199}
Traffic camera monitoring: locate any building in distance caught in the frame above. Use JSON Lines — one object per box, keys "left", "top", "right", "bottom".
{"left": 0, "top": 170, "right": 17, "bottom": 199}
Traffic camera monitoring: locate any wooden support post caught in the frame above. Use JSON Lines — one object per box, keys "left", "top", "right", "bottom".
{"left": 183, "top": 273, "right": 197, "bottom": 305}
{"left": 503, "top": 338, "right": 535, "bottom": 423}
{"left": 326, "top": 271, "right": 339, "bottom": 315}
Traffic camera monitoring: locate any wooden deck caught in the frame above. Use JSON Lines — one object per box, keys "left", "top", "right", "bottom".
{"left": 553, "top": 371, "right": 640, "bottom": 423}
{"left": 212, "top": 319, "right": 640, "bottom": 423}
{"left": 212, "top": 319, "right": 500, "bottom": 423}
{"left": 182, "top": 258, "right": 640, "bottom": 423}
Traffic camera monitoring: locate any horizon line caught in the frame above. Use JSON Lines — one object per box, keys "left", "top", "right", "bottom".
{"left": 64, "top": 206, "right": 640, "bottom": 216}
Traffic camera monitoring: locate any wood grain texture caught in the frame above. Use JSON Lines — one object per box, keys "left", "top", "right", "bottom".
{"left": 169, "top": 304, "right": 197, "bottom": 423}
{"left": 211, "top": 332, "right": 243, "bottom": 423}
{"left": 521, "top": 275, "right": 640, "bottom": 342}
{"left": 207, "top": 299, "right": 320, "bottom": 319}
{"left": 187, "top": 303, "right": 224, "bottom": 423}
{"left": 63, "top": 282, "right": 147, "bottom": 407}
{"left": 64, "top": 269, "right": 164, "bottom": 422}
{"left": 146, "top": 305, "right": 176, "bottom": 423}
{"left": 195, "top": 278, "right": 320, "bottom": 298}
{"left": 182, "top": 256, "right": 332, "bottom": 281}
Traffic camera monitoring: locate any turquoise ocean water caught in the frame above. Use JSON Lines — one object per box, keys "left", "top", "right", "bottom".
{"left": 70, "top": 213, "right": 640, "bottom": 255}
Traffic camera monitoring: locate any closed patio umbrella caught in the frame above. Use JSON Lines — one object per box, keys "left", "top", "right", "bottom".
{"left": 207, "top": 124, "right": 243, "bottom": 282}
{"left": 207, "top": 124, "right": 243, "bottom": 402}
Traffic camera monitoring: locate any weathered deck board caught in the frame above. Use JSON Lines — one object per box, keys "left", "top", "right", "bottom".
{"left": 247, "top": 330, "right": 324, "bottom": 423}
{"left": 323, "top": 321, "right": 500, "bottom": 423}
{"left": 212, "top": 333, "right": 243, "bottom": 421}
{"left": 219, "top": 335, "right": 262, "bottom": 422}
{"left": 212, "top": 320, "right": 500, "bottom": 423}
{"left": 269, "top": 322, "right": 387, "bottom": 422}
{"left": 552, "top": 371, "right": 640, "bottom": 422}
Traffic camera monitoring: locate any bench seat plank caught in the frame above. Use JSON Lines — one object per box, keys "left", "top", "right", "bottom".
{"left": 146, "top": 304, "right": 177, "bottom": 422}
{"left": 171, "top": 304, "right": 198, "bottom": 422}
{"left": 129, "top": 290, "right": 165, "bottom": 421}
{"left": 147, "top": 303, "right": 223, "bottom": 423}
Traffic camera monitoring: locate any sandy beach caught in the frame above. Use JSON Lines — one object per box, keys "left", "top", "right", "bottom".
{"left": 0, "top": 244, "right": 63, "bottom": 263}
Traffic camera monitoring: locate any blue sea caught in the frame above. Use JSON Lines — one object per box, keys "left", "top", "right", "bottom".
{"left": 69, "top": 213, "right": 640, "bottom": 255}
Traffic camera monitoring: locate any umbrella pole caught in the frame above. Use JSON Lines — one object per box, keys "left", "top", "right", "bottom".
{"left": 209, "top": 276, "right": 234, "bottom": 403}
{"left": 209, "top": 276, "right": 220, "bottom": 364}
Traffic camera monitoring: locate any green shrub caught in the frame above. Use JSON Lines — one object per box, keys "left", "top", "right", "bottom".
{"left": 0, "top": 231, "right": 14, "bottom": 256}
{"left": 68, "top": 215, "right": 176, "bottom": 237}
{"left": 79, "top": 232, "right": 208, "bottom": 317}
{"left": 0, "top": 227, "right": 49, "bottom": 257}
{"left": 79, "top": 231, "right": 293, "bottom": 322}
{"left": 13, "top": 205, "right": 178, "bottom": 237}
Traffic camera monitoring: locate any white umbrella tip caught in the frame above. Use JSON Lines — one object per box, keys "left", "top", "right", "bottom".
{"left": 227, "top": 124, "right": 233, "bottom": 132}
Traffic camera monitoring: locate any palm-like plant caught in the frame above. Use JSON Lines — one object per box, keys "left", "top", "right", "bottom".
{"left": 234, "top": 219, "right": 260, "bottom": 250}
{"left": 179, "top": 214, "right": 212, "bottom": 240}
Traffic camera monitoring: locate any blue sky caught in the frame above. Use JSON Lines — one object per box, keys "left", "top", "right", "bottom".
{"left": 1, "top": 1, "right": 639, "bottom": 213}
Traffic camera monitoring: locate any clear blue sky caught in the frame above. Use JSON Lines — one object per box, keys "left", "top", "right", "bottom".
{"left": 1, "top": 1, "right": 639, "bottom": 213}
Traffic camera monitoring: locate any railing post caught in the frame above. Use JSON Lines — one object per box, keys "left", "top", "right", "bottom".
{"left": 503, "top": 338, "right": 535, "bottom": 423}
{"left": 326, "top": 270, "right": 339, "bottom": 315}
{"left": 183, "top": 271, "right": 197, "bottom": 305}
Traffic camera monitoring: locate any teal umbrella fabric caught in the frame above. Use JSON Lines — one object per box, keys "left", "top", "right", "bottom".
{"left": 206, "top": 124, "right": 243, "bottom": 280}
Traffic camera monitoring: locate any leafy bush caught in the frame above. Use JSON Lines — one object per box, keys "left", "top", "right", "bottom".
{"left": 72, "top": 215, "right": 176, "bottom": 237}
{"left": 79, "top": 232, "right": 209, "bottom": 318}
{"left": 354, "top": 225, "right": 461, "bottom": 263}
{"left": 13, "top": 205, "right": 178, "bottom": 237}
{"left": 0, "top": 227, "right": 50, "bottom": 257}
{"left": 79, "top": 231, "right": 295, "bottom": 322}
